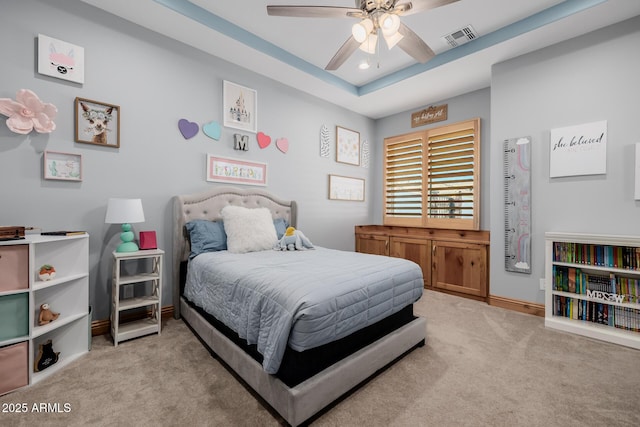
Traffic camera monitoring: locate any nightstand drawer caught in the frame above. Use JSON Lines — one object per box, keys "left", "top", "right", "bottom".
{"left": 0, "top": 341, "right": 28, "bottom": 395}
{"left": 0, "top": 245, "right": 29, "bottom": 292}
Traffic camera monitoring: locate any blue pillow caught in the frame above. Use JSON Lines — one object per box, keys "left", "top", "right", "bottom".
{"left": 185, "top": 219, "right": 227, "bottom": 259}
{"left": 273, "top": 218, "right": 289, "bottom": 239}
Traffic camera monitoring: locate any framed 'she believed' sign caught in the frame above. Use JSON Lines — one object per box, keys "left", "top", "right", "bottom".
{"left": 549, "top": 120, "right": 607, "bottom": 178}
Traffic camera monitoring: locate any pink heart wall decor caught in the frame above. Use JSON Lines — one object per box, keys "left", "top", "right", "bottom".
{"left": 178, "top": 119, "right": 199, "bottom": 139}
{"left": 276, "top": 138, "right": 289, "bottom": 154}
{"left": 257, "top": 132, "right": 271, "bottom": 149}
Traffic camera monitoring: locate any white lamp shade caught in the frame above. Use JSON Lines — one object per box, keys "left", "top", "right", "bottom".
{"left": 105, "top": 198, "right": 145, "bottom": 224}
{"left": 384, "top": 31, "right": 404, "bottom": 49}
{"left": 352, "top": 18, "right": 374, "bottom": 43}
{"left": 358, "top": 33, "right": 378, "bottom": 54}
{"left": 379, "top": 13, "right": 400, "bottom": 36}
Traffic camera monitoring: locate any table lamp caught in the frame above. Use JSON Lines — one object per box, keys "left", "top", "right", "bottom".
{"left": 105, "top": 198, "right": 145, "bottom": 252}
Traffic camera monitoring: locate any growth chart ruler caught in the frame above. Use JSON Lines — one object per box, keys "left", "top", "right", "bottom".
{"left": 503, "top": 136, "right": 531, "bottom": 274}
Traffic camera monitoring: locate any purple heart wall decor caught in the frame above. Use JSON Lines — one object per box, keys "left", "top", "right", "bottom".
{"left": 178, "top": 119, "right": 199, "bottom": 139}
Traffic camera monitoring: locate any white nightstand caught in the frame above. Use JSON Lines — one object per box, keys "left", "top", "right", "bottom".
{"left": 110, "top": 249, "right": 163, "bottom": 346}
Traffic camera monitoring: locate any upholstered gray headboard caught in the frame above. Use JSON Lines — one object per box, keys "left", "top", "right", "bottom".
{"left": 172, "top": 186, "right": 297, "bottom": 318}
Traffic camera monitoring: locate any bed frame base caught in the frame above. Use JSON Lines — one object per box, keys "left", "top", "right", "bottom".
{"left": 180, "top": 297, "right": 426, "bottom": 426}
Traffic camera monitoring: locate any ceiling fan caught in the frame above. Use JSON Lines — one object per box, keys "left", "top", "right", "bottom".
{"left": 267, "top": 0, "right": 460, "bottom": 70}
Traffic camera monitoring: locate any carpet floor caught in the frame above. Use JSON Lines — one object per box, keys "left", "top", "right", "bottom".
{"left": 1, "top": 289, "right": 639, "bottom": 426}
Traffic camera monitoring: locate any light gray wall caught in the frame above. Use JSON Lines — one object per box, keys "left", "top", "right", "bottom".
{"left": 0, "top": 0, "right": 376, "bottom": 320}
{"left": 373, "top": 88, "right": 492, "bottom": 229}
{"left": 490, "top": 15, "right": 640, "bottom": 303}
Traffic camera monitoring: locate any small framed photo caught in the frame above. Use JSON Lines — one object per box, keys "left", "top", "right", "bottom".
{"left": 75, "top": 97, "right": 120, "bottom": 148}
{"left": 328, "top": 174, "right": 364, "bottom": 201}
{"left": 43, "top": 151, "right": 82, "bottom": 181}
{"left": 223, "top": 81, "right": 257, "bottom": 133}
{"left": 336, "top": 125, "right": 360, "bottom": 166}
{"left": 206, "top": 155, "right": 267, "bottom": 186}
{"left": 37, "top": 34, "right": 85, "bottom": 84}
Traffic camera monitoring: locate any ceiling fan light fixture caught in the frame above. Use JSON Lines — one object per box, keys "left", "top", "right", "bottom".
{"left": 383, "top": 31, "right": 404, "bottom": 49}
{"left": 352, "top": 18, "right": 374, "bottom": 43}
{"left": 379, "top": 13, "right": 400, "bottom": 36}
{"left": 358, "top": 32, "right": 378, "bottom": 54}
{"left": 358, "top": 59, "right": 370, "bottom": 70}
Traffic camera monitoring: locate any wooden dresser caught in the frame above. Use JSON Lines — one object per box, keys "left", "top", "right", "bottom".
{"left": 355, "top": 225, "right": 490, "bottom": 301}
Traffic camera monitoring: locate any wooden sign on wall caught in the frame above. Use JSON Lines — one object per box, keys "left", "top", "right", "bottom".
{"left": 411, "top": 104, "right": 448, "bottom": 128}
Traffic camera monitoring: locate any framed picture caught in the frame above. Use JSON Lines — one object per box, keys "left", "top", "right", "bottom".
{"left": 37, "top": 34, "right": 85, "bottom": 84}
{"left": 223, "top": 81, "right": 257, "bottom": 133}
{"left": 43, "top": 151, "right": 82, "bottom": 181}
{"left": 328, "top": 174, "right": 364, "bottom": 201}
{"left": 336, "top": 126, "right": 360, "bottom": 165}
{"left": 74, "top": 97, "right": 120, "bottom": 148}
{"left": 549, "top": 120, "right": 607, "bottom": 178}
{"left": 206, "top": 155, "right": 267, "bottom": 186}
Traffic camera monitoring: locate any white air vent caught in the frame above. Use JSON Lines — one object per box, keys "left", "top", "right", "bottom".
{"left": 442, "top": 25, "right": 478, "bottom": 48}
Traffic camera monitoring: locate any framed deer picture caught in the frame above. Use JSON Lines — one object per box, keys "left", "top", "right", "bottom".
{"left": 74, "top": 97, "right": 120, "bottom": 148}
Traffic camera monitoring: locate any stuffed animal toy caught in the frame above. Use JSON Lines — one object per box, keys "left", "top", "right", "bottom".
{"left": 38, "top": 303, "right": 60, "bottom": 326}
{"left": 274, "top": 227, "right": 314, "bottom": 251}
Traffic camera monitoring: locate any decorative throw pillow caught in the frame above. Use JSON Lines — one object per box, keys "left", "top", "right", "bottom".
{"left": 185, "top": 219, "right": 227, "bottom": 259}
{"left": 221, "top": 205, "right": 277, "bottom": 253}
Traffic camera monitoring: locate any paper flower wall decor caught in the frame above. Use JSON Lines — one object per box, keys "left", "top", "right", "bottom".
{"left": 0, "top": 89, "right": 57, "bottom": 134}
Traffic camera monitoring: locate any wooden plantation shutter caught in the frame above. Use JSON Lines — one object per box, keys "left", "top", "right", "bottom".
{"left": 383, "top": 133, "right": 426, "bottom": 227}
{"left": 383, "top": 118, "right": 480, "bottom": 230}
{"left": 426, "top": 119, "right": 480, "bottom": 230}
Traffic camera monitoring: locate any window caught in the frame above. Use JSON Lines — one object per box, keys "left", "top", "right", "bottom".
{"left": 383, "top": 118, "right": 480, "bottom": 230}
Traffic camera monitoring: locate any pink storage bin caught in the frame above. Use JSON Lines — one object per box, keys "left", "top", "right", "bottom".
{"left": 0, "top": 245, "right": 29, "bottom": 292}
{"left": 0, "top": 341, "right": 29, "bottom": 395}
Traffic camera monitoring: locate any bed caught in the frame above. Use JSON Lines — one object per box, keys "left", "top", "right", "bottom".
{"left": 172, "top": 186, "right": 427, "bottom": 426}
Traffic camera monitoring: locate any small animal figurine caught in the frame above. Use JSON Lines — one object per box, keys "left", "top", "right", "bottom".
{"left": 38, "top": 264, "right": 56, "bottom": 281}
{"left": 38, "top": 303, "right": 60, "bottom": 326}
{"left": 34, "top": 339, "right": 60, "bottom": 372}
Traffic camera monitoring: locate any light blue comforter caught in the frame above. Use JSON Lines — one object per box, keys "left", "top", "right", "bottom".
{"left": 184, "top": 247, "right": 423, "bottom": 374}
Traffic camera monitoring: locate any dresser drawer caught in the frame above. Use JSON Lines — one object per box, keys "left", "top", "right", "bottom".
{"left": 0, "top": 245, "right": 29, "bottom": 292}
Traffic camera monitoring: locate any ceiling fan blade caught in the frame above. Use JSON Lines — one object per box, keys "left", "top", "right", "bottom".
{"left": 397, "top": 0, "right": 460, "bottom": 16}
{"left": 397, "top": 22, "right": 435, "bottom": 63}
{"left": 267, "top": 5, "right": 363, "bottom": 18}
{"left": 325, "top": 36, "right": 361, "bottom": 70}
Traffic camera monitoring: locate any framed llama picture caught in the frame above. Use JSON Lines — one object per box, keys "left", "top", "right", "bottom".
{"left": 74, "top": 97, "right": 120, "bottom": 148}
{"left": 223, "top": 80, "right": 257, "bottom": 133}
{"left": 37, "top": 34, "right": 85, "bottom": 84}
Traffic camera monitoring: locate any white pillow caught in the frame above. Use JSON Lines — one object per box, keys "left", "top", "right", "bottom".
{"left": 221, "top": 205, "right": 278, "bottom": 253}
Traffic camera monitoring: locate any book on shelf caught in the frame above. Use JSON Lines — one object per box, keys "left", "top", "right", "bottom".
{"left": 553, "top": 242, "right": 640, "bottom": 270}
{"left": 41, "top": 231, "right": 87, "bottom": 236}
{"left": 552, "top": 295, "right": 640, "bottom": 332}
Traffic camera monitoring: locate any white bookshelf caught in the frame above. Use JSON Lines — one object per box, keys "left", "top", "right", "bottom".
{"left": 0, "top": 234, "right": 90, "bottom": 395}
{"left": 110, "top": 249, "right": 163, "bottom": 346}
{"left": 545, "top": 232, "right": 640, "bottom": 349}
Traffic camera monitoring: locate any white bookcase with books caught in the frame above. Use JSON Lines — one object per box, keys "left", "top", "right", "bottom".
{"left": 545, "top": 232, "right": 640, "bottom": 349}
